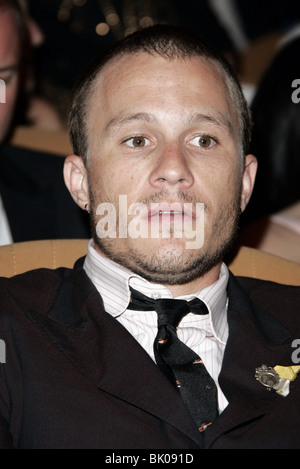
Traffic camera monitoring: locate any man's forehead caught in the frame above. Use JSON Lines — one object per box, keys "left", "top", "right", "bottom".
{"left": 0, "top": 6, "right": 19, "bottom": 25}
{"left": 0, "top": 17, "right": 20, "bottom": 67}
{"left": 85, "top": 51, "right": 242, "bottom": 152}
{"left": 0, "top": 9, "right": 20, "bottom": 46}
{"left": 92, "top": 51, "right": 226, "bottom": 97}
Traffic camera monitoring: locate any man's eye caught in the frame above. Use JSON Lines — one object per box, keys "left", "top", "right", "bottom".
{"left": 0, "top": 70, "right": 17, "bottom": 85}
{"left": 124, "top": 136, "right": 148, "bottom": 148}
{"left": 190, "top": 135, "right": 216, "bottom": 148}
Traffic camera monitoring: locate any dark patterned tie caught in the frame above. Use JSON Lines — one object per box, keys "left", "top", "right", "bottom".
{"left": 128, "top": 287, "right": 218, "bottom": 431}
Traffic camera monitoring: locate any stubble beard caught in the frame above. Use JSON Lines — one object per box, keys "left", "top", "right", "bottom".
{"left": 88, "top": 185, "right": 241, "bottom": 286}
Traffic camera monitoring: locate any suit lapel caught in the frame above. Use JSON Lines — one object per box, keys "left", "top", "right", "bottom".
{"left": 204, "top": 273, "right": 293, "bottom": 447}
{"left": 26, "top": 260, "right": 202, "bottom": 446}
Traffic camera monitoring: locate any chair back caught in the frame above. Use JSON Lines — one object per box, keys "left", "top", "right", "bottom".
{"left": 0, "top": 240, "right": 299, "bottom": 285}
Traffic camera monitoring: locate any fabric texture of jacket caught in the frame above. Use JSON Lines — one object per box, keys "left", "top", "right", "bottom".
{"left": 0, "top": 258, "right": 299, "bottom": 449}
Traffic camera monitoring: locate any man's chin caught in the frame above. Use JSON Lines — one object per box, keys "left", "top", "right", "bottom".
{"left": 93, "top": 236, "right": 224, "bottom": 285}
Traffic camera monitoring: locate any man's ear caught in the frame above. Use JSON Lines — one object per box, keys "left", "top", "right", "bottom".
{"left": 240, "top": 154, "right": 258, "bottom": 212}
{"left": 63, "top": 155, "right": 89, "bottom": 210}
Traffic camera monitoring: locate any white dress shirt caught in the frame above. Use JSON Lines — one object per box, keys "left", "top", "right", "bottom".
{"left": 0, "top": 193, "right": 13, "bottom": 246}
{"left": 83, "top": 239, "right": 229, "bottom": 412}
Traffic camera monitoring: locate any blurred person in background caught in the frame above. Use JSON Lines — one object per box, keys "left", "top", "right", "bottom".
{"left": 0, "top": 0, "right": 89, "bottom": 245}
{"left": 238, "top": 26, "right": 300, "bottom": 263}
{"left": 16, "top": 0, "right": 64, "bottom": 130}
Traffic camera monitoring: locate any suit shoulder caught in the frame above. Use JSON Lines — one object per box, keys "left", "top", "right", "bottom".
{"left": 236, "top": 276, "right": 300, "bottom": 295}
{"left": 1, "top": 144, "right": 64, "bottom": 166}
{"left": 0, "top": 144, "right": 64, "bottom": 179}
{"left": 0, "top": 267, "right": 72, "bottom": 315}
{"left": 235, "top": 275, "right": 300, "bottom": 324}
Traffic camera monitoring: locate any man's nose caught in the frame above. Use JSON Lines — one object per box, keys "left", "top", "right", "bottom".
{"left": 149, "top": 143, "right": 194, "bottom": 190}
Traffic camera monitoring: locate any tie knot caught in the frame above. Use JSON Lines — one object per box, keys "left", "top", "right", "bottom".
{"left": 128, "top": 288, "right": 208, "bottom": 325}
{"left": 155, "top": 299, "right": 190, "bottom": 328}
{"left": 155, "top": 297, "right": 208, "bottom": 328}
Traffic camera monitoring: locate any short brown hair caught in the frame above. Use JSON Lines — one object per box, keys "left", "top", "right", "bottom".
{"left": 69, "top": 24, "right": 252, "bottom": 163}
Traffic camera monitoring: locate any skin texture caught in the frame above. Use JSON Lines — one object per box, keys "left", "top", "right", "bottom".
{"left": 64, "top": 53, "right": 257, "bottom": 296}
{"left": 0, "top": 9, "right": 20, "bottom": 143}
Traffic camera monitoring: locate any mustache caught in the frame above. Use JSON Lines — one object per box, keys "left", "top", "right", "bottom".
{"left": 137, "top": 190, "right": 200, "bottom": 207}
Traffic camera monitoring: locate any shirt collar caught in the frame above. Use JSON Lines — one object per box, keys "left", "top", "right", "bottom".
{"left": 83, "top": 239, "right": 229, "bottom": 343}
{"left": 0, "top": 193, "right": 13, "bottom": 246}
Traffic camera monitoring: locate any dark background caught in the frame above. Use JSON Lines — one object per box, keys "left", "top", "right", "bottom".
{"left": 26, "top": 0, "right": 300, "bottom": 122}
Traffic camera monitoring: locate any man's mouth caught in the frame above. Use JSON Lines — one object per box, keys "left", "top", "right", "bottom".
{"left": 147, "top": 202, "right": 195, "bottom": 221}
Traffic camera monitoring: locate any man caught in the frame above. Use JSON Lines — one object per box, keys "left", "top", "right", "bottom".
{"left": 0, "top": 0, "right": 89, "bottom": 244}
{"left": 0, "top": 24, "right": 299, "bottom": 449}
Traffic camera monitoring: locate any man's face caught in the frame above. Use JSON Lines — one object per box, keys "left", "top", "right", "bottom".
{"left": 0, "top": 9, "right": 20, "bottom": 144}
{"left": 78, "top": 53, "right": 256, "bottom": 286}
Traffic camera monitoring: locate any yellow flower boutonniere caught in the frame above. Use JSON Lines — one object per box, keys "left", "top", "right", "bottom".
{"left": 255, "top": 364, "right": 300, "bottom": 396}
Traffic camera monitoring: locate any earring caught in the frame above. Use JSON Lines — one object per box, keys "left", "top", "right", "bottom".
{"left": 84, "top": 203, "right": 90, "bottom": 213}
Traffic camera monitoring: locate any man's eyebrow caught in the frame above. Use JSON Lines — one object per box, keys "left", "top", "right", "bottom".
{"left": 104, "top": 112, "right": 158, "bottom": 134}
{"left": 0, "top": 65, "right": 19, "bottom": 73}
{"left": 188, "top": 112, "right": 235, "bottom": 136}
{"left": 103, "top": 110, "right": 235, "bottom": 137}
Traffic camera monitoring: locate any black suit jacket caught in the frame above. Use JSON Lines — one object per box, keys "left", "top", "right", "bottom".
{"left": 0, "top": 144, "right": 90, "bottom": 242}
{"left": 0, "top": 259, "right": 299, "bottom": 449}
